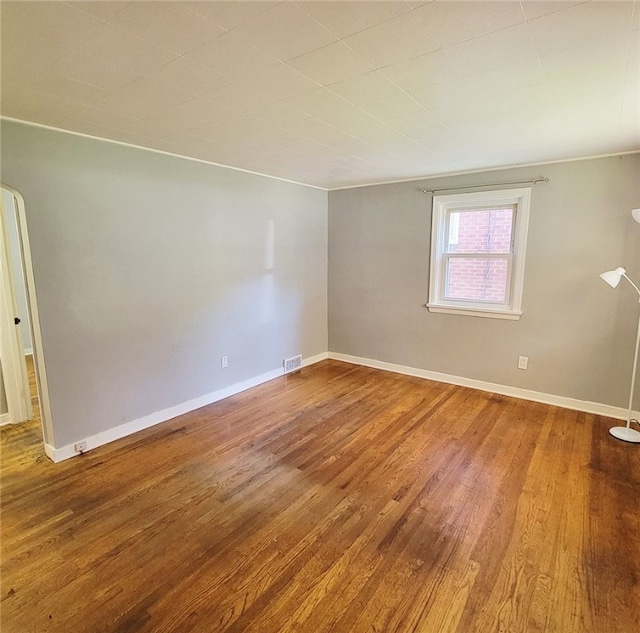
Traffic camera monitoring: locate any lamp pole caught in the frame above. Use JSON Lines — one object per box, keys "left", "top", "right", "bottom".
{"left": 609, "top": 274, "right": 640, "bottom": 443}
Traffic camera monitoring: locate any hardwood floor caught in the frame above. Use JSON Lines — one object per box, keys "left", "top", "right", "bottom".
{"left": 1, "top": 360, "right": 638, "bottom": 632}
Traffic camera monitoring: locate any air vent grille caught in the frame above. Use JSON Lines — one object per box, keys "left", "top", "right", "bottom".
{"left": 284, "top": 355, "right": 302, "bottom": 373}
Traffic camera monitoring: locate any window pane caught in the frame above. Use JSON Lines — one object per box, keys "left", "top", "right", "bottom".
{"left": 445, "top": 257, "right": 509, "bottom": 303}
{"left": 447, "top": 208, "right": 514, "bottom": 254}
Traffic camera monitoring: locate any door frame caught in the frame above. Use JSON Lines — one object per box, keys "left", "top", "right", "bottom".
{"left": 0, "top": 191, "right": 31, "bottom": 424}
{"left": 0, "top": 184, "right": 55, "bottom": 452}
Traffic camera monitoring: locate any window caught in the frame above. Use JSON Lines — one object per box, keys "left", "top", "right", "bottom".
{"left": 428, "top": 187, "right": 531, "bottom": 319}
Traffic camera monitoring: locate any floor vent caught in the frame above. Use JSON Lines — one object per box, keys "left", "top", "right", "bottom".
{"left": 284, "top": 354, "right": 302, "bottom": 373}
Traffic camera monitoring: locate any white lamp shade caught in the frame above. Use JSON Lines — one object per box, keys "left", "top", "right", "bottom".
{"left": 600, "top": 267, "right": 626, "bottom": 288}
{"left": 632, "top": 208, "right": 640, "bottom": 223}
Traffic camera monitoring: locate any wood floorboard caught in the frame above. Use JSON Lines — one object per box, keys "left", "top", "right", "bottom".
{"left": 1, "top": 359, "right": 638, "bottom": 632}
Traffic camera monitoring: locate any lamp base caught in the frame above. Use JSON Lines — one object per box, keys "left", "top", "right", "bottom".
{"left": 609, "top": 426, "right": 640, "bottom": 443}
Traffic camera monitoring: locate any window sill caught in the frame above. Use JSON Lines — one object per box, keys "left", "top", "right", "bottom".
{"left": 426, "top": 303, "right": 522, "bottom": 320}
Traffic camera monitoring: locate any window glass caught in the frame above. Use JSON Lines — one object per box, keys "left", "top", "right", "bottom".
{"left": 447, "top": 208, "right": 514, "bottom": 254}
{"left": 445, "top": 257, "right": 509, "bottom": 303}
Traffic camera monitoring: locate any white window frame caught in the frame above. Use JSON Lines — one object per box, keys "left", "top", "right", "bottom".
{"left": 427, "top": 187, "right": 531, "bottom": 320}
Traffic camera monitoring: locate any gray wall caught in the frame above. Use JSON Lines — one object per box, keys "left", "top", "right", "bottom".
{"left": 1, "top": 115, "right": 637, "bottom": 451}
{"left": 329, "top": 155, "right": 640, "bottom": 410}
{"left": 0, "top": 120, "right": 328, "bottom": 448}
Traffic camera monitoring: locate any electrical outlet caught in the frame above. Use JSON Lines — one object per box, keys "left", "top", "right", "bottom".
{"left": 74, "top": 441, "right": 87, "bottom": 453}
{"left": 517, "top": 356, "right": 528, "bottom": 370}
{"left": 221, "top": 356, "right": 228, "bottom": 368}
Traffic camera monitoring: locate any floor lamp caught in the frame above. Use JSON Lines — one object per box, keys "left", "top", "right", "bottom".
{"left": 600, "top": 208, "right": 640, "bottom": 443}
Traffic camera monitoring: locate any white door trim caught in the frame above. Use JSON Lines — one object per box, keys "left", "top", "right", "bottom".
{"left": 0, "top": 192, "right": 29, "bottom": 424}
{"left": 1, "top": 184, "right": 55, "bottom": 448}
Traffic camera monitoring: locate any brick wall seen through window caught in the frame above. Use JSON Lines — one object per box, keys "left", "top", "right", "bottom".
{"left": 445, "top": 208, "right": 513, "bottom": 302}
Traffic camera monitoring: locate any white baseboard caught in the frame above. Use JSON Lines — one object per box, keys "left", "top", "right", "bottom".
{"left": 328, "top": 352, "right": 637, "bottom": 421}
{"left": 24, "top": 348, "right": 33, "bottom": 356}
{"left": 302, "top": 352, "right": 329, "bottom": 366}
{"left": 47, "top": 352, "right": 329, "bottom": 463}
{"left": 44, "top": 348, "right": 632, "bottom": 464}
{"left": 44, "top": 442, "right": 56, "bottom": 461}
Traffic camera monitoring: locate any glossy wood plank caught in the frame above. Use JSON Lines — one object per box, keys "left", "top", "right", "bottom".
{"left": 1, "top": 360, "right": 638, "bottom": 633}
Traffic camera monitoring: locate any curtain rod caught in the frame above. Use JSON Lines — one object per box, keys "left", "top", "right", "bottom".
{"left": 420, "top": 177, "right": 549, "bottom": 195}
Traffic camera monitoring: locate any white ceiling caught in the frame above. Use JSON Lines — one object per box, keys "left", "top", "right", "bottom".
{"left": 1, "top": 0, "right": 638, "bottom": 189}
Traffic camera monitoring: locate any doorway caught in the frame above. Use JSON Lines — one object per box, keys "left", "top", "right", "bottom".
{"left": 0, "top": 184, "right": 54, "bottom": 455}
